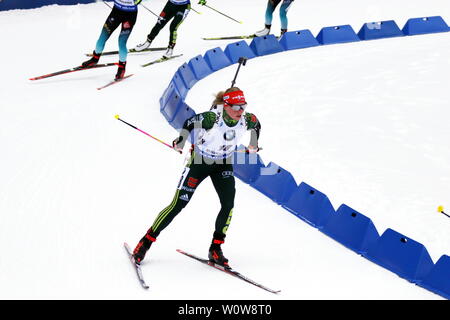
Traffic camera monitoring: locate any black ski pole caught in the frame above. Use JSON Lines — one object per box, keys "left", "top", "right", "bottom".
{"left": 141, "top": 3, "right": 160, "bottom": 18}
{"left": 198, "top": 1, "right": 243, "bottom": 24}
{"left": 102, "top": 0, "right": 112, "bottom": 9}
{"left": 230, "top": 57, "right": 247, "bottom": 88}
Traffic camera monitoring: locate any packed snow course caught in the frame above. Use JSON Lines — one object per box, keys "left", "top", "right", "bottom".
{"left": 1, "top": 0, "right": 449, "bottom": 300}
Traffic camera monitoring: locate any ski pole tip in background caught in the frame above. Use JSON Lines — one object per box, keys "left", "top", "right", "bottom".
{"left": 115, "top": 114, "right": 120, "bottom": 120}
{"left": 437, "top": 205, "right": 450, "bottom": 218}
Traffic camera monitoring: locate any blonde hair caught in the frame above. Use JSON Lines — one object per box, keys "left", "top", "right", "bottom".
{"left": 212, "top": 87, "right": 242, "bottom": 106}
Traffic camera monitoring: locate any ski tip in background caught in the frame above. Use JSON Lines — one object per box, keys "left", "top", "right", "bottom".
{"left": 141, "top": 54, "right": 183, "bottom": 67}
{"left": 97, "top": 74, "right": 134, "bottom": 90}
{"left": 114, "top": 114, "right": 120, "bottom": 119}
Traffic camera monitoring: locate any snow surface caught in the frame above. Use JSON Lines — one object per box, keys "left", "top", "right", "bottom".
{"left": 0, "top": 0, "right": 449, "bottom": 300}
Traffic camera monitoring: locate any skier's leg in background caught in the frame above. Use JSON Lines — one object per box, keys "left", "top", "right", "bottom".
{"left": 279, "top": 0, "right": 294, "bottom": 35}
{"left": 115, "top": 11, "right": 137, "bottom": 79}
{"left": 95, "top": 7, "right": 122, "bottom": 54}
{"left": 255, "top": 0, "right": 278, "bottom": 36}
{"left": 117, "top": 11, "right": 137, "bottom": 63}
{"left": 166, "top": 5, "right": 190, "bottom": 50}
{"left": 82, "top": 7, "right": 121, "bottom": 66}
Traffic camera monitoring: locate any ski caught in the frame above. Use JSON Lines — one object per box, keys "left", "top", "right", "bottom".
{"left": 176, "top": 249, "right": 280, "bottom": 294}
{"left": 97, "top": 74, "right": 134, "bottom": 90}
{"left": 141, "top": 54, "right": 183, "bottom": 67}
{"left": 85, "top": 47, "right": 167, "bottom": 57}
{"left": 202, "top": 35, "right": 256, "bottom": 40}
{"left": 29, "top": 63, "right": 117, "bottom": 81}
{"left": 124, "top": 242, "right": 149, "bottom": 289}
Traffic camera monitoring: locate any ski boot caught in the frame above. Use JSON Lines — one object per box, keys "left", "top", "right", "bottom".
{"left": 134, "top": 37, "right": 152, "bottom": 52}
{"left": 115, "top": 61, "right": 126, "bottom": 80}
{"left": 254, "top": 24, "right": 271, "bottom": 37}
{"left": 163, "top": 43, "right": 175, "bottom": 59}
{"left": 133, "top": 229, "right": 157, "bottom": 264}
{"left": 82, "top": 51, "right": 100, "bottom": 67}
{"left": 208, "top": 232, "right": 229, "bottom": 268}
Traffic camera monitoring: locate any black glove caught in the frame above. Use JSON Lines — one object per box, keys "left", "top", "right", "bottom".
{"left": 172, "top": 137, "right": 184, "bottom": 153}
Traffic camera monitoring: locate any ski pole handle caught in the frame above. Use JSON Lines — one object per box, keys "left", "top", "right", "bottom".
{"left": 231, "top": 57, "right": 247, "bottom": 88}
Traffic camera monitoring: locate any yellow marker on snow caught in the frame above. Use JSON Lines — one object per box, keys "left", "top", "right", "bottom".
{"left": 115, "top": 114, "right": 120, "bottom": 119}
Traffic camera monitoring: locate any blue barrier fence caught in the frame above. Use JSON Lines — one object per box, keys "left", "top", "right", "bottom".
{"left": 0, "top": 0, "right": 95, "bottom": 11}
{"left": 321, "top": 204, "right": 379, "bottom": 255}
{"left": 157, "top": 15, "right": 449, "bottom": 299}
{"left": 357, "top": 20, "right": 405, "bottom": 40}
